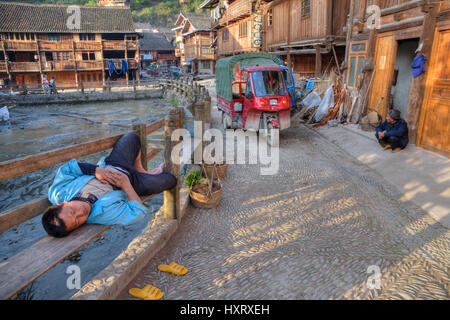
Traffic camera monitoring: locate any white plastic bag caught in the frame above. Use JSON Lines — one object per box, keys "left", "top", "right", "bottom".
{"left": 0, "top": 106, "right": 9, "bottom": 121}
{"left": 315, "top": 85, "right": 334, "bottom": 122}
{"left": 302, "top": 91, "right": 321, "bottom": 110}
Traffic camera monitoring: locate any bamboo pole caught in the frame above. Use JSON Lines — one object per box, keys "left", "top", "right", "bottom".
{"left": 133, "top": 123, "right": 148, "bottom": 171}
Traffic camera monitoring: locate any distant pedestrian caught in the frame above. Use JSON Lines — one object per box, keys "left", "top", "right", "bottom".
{"left": 375, "top": 109, "right": 409, "bottom": 153}
{"left": 49, "top": 77, "right": 58, "bottom": 94}
{"left": 42, "top": 74, "right": 50, "bottom": 94}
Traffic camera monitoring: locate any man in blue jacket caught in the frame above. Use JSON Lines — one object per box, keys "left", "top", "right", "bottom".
{"left": 375, "top": 109, "right": 409, "bottom": 153}
{"left": 42, "top": 132, "right": 177, "bottom": 237}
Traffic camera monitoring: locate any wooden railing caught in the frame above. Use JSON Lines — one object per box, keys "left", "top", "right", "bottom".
{"left": 74, "top": 41, "right": 102, "bottom": 51}
{"left": 218, "top": 0, "right": 252, "bottom": 25}
{"left": 102, "top": 40, "right": 125, "bottom": 50}
{"left": 42, "top": 60, "right": 76, "bottom": 71}
{"left": 0, "top": 61, "right": 7, "bottom": 72}
{"left": 39, "top": 41, "right": 74, "bottom": 51}
{"left": 9, "top": 62, "right": 40, "bottom": 72}
{"left": 0, "top": 78, "right": 211, "bottom": 300}
{"left": 3, "top": 41, "right": 38, "bottom": 51}
{"left": 77, "top": 60, "right": 103, "bottom": 70}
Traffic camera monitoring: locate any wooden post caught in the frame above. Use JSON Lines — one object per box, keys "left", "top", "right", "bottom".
{"left": 80, "top": 80, "right": 84, "bottom": 94}
{"left": 315, "top": 45, "right": 322, "bottom": 78}
{"left": 163, "top": 107, "right": 182, "bottom": 220}
{"left": 133, "top": 123, "right": 147, "bottom": 171}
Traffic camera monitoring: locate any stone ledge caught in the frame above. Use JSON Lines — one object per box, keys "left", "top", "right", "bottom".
{"left": 71, "top": 188, "right": 190, "bottom": 300}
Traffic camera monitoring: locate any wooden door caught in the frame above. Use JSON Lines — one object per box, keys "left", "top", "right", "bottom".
{"left": 417, "top": 28, "right": 450, "bottom": 157}
{"left": 367, "top": 35, "right": 397, "bottom": 119}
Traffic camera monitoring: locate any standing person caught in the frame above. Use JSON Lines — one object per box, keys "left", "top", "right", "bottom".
{"left": 42, "top": 74, "right": 50, "bottom": 94}
{"left": 375, "top": 109, "right": 409, "bottom": 153}
{"left": 49, "top": 77, "right": 57, "bottom": 94}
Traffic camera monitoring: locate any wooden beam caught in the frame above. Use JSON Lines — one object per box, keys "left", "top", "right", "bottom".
{"left": 0, "top": 197, "right": 50, "bottom": 234}
{"left": 315, "top": 45, "right": 322, "bottom": 78}
{"left": 0, "top": 224, "right": 109, "bottom": 300}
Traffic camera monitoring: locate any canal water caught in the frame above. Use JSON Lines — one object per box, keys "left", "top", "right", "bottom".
{"left": 0, "top": 97, "right": 192, "bottom": 300}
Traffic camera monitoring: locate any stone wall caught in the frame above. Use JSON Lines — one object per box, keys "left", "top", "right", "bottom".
{"left": 0, "top": 89, "right": 163, "bottom": 107}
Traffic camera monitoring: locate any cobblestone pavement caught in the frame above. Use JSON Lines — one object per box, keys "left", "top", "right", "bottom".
{"left": 118, "top": 87, "right": 449, "bottom": 300}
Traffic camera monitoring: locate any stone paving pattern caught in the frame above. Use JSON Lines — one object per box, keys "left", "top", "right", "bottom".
{"left": 118, "top": 86, "right": 449, "bottom": 300}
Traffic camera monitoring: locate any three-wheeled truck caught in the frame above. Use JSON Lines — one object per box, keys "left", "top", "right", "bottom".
{"left": 215, "top": 53, "right": 296, "bottom": 144}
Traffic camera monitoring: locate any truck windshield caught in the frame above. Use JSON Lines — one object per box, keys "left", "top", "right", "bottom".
{"left": 251, "top": 71, "right": 288, "bottom": 97}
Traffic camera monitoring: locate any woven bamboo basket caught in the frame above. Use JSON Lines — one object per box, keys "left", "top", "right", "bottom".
{"left": 189, "top": 164, "right": 222, "bottom": 209}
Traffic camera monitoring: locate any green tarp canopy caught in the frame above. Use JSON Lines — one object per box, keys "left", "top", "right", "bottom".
{"left": 215, "top": 53, "right": 281, "bottom": 101}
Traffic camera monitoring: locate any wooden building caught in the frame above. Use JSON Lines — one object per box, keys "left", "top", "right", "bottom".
{"left": 263, "top": 0, "right": 350, "bottom": 78}
{"left": 138, "top": 32, "right": 177, "bottom": 69}
{"left": 199, "top": 0, "right": 265, "bottom": 58}
{"left": 347, "top": 0, "right": 449, "bottom": 156}
{"left": 0, "top": 2, "right": 139, "bottom": 88}
{"left": 173, "top": 12, "right": 216, "bottom": 74}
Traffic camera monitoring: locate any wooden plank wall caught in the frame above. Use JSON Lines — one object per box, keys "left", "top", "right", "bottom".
{"left": 417, "top": 27, "right": 450, "bottom": 156}
{"left": 290, "top": 0, "right": 329, "bottom": 43}
{"left": 332, "top": 0, "right": 351, "bottom": 36}
{"left": 217, "top": 17, "right": 252, "bottom": 55}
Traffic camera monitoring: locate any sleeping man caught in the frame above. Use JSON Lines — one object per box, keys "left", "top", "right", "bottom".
{"left": 42, "top": 132, "right": 177, "bottom": 237}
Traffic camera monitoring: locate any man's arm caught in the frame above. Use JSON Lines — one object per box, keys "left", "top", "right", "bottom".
{"left": 105, "top": 167, "right": 143, "bottom": 205}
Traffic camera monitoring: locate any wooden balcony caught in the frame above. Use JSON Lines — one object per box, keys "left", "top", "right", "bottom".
{"left": 74, "top": 41, "right": 102, "bottom": 51}
{"left": 218, "top": 0, "right": 252, "bottom": 25}
{"left": 3, "top": 41, "right": 38, "bottom": 51}
{"left": 102, "top": 40, "right": 125, "bottom": 51}
{"left": 158, "top": 53, "right": 176, "bottom": 61}
{"left": 42, "top": 60, "right": 76, "bottom": 72}
{"left": 77, "top": 60, "right": 103, "bottom": 70}
{"left": 0, "top": 61, "right": 7, "bottom": 73}
{"left": 9, "top": 62, "right": 40, "bottom": 72}
{"left": 39, "top": 41, "right": 73, "bottom": 51}
{"left": 102, "top": 40, "right": 138, "bottom": 51}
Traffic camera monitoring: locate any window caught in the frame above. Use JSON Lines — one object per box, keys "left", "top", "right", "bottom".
{"left": 267, "top": 9, "right": 273, "bottom": 27}
{"left": 62, "top": 52, "right": 71, "bottom": 61}
{"left": 93, "top": 74, "right": 97, "bottom": 82}
{"left": 82, "top": 52, "right": 96, "bottom": 61}
{"left": 348, "top": 56, "right": 365, "bottom": 88}
{"left": 252, "top": 71, "right": 288, "bottom": 97}
{"left": 81, "top": 75, "right": 85, "bottom": 82}
{"left": 302, "top": 0, "right": 310, "bottom": 17}
{"left": 87, "top": 74, "right": 91, "bottom": 82}
{"left": 202, "top": 61, "right": 210, "bottom": 69}
{"left": 239, "top": 22, "right": 248, "bottom": 38}
{"left": 80, "top": 33, "right": 95, "bottom": 41}
{"left": 223, "top": 29, "right": 229, "bottom": 42}
{"left": 48, "top": 34, "right": 60, "bottom": 42}
{"left": 4, "top": 33, "right": 8, "bottom": 40}
{"left": 352, "top": 43, "right": 366, "bottom": 53}
{"left": 202, "top": 46, "right": 212, "bottom": 55}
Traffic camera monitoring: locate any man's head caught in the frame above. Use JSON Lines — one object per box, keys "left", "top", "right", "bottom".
{"left": 387, "top": 109, "right": 401, "bottom": 124}
{"left": 42, "top": 201, "right": 90, "bottom": 237}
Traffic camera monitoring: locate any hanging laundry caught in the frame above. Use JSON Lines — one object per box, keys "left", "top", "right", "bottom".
{"left": 107, "top": 60, "right": 118, "bottom": 77}
{"left": 121, "top": 59, "right": 128, "bottom": 76}
{"left": 412, "top": 54, "right": 427, "bottom": 78}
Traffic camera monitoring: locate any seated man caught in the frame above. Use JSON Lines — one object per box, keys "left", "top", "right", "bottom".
{"left": 375, "top": 109, "right": 409, "bottom": 153}
{"left": 42, "top": 132, "right": 177, "bottom": 237}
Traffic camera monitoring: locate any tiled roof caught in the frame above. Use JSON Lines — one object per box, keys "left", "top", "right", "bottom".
{"left": 177, "top": 12, "right": 212, "bottom": 31}
{"left": 0, "top": 2, "right": 136, "bottom": 33}
{"left": 139, "top": 32, "right": 175, "bottom": 51}
{"left": 183, "top": 12, "right": 212, "bottom": 30}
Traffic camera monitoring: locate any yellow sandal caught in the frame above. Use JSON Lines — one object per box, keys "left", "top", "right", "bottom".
{"left": 158, "top": 262, "right": 188, "bottom": 275}
{"left": 129, "top": 284, "right": 164, "bottom": 300}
